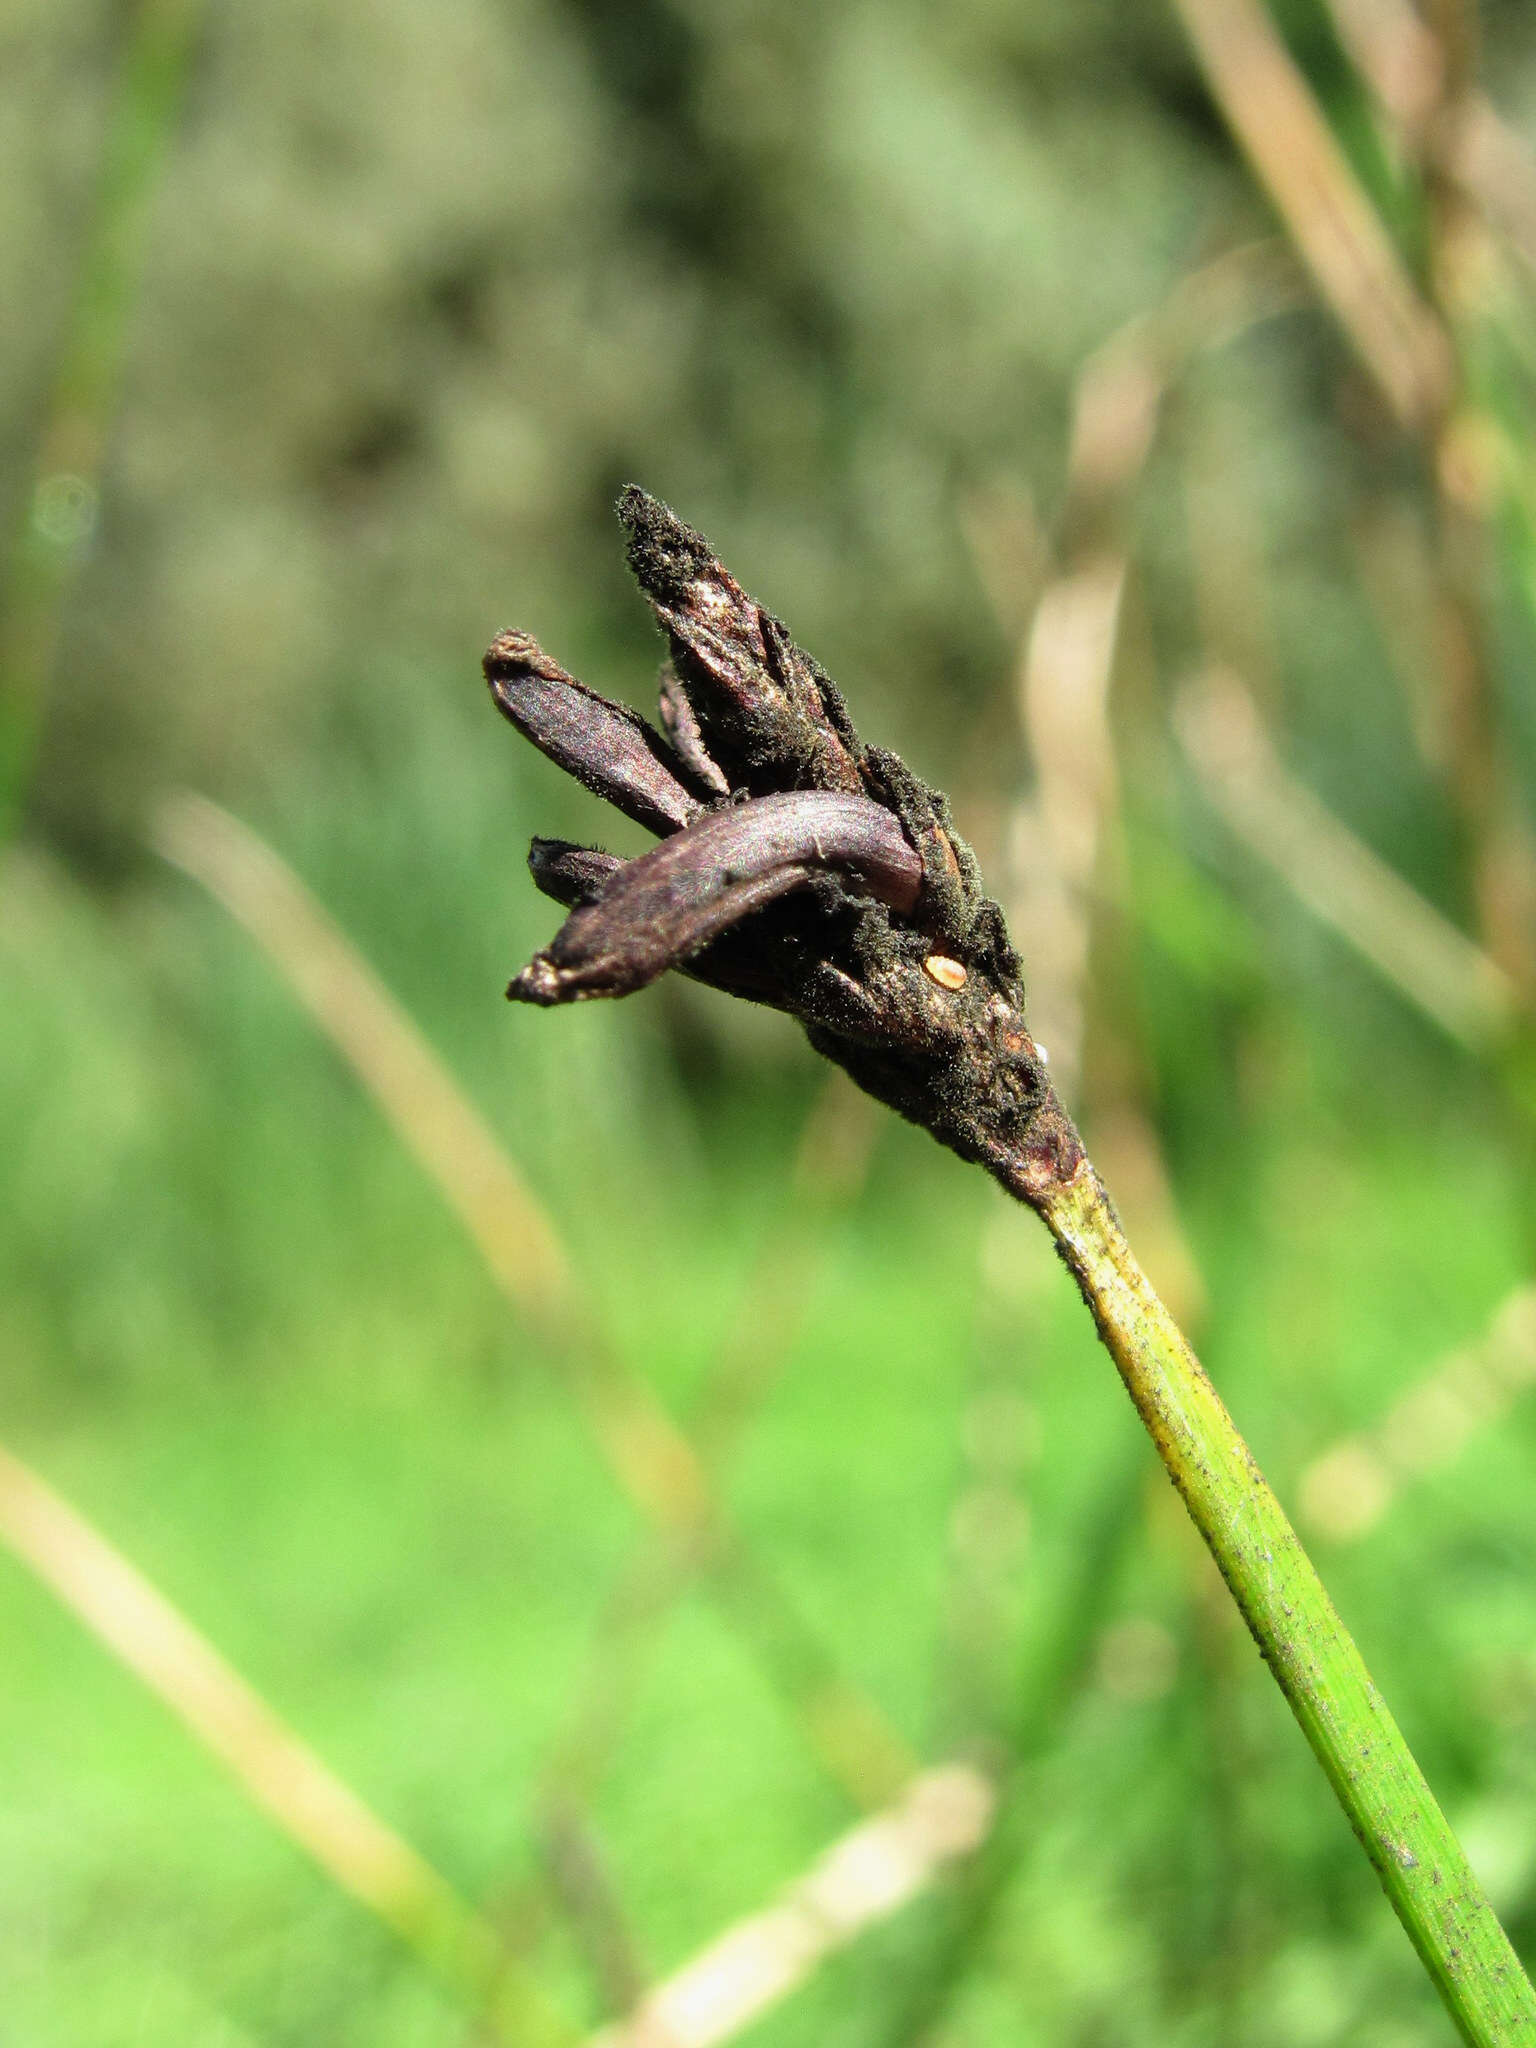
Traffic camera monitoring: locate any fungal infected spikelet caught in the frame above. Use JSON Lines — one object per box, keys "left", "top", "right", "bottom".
{"left": 487, "top": 488, "right": 1080, "bottom": 1202}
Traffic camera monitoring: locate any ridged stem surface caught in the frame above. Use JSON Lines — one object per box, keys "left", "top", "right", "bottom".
{"left": 1040, "top": 1164, "right": 1536, "bottom": 2045}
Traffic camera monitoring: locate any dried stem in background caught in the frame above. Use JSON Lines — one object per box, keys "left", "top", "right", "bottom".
{"left": 159, "top": 796, "right": 1020, "bottom": 2044}
{"left": 0, "top": 1443, "right": 568, "bottom": 2044}
{"left": 1184, "top": 0, "right": 1536, "bottom": 989}
{"left": 1416, "top": 2, "right": 1536, "bottom": 994}
{"left": 585, "top": 1768, "right": 994, "bottom": 2048}
{"left": 945, "top": 257, "right": 1303, "bottom": 1786}
{"left": 1175, "top": 664, "right": 1520, "bottom": 1052}
{"left": 154, "top": 795, "right": 572, "bottom": 1321}
{"left": 155, "top": 794, "right": 918, "bottom": 1810}
{"left": 1300, "top": 1282, "right": 1536, "bottom": 1543}
{"left": 1171, "top": 0, "right": 1452, "bottom": 431}
{"left": 1005, "top": 239, "right": 1296, "bottom": 1114}
{"left": 1, "top": 1421, "right": 1003, "bottom": 2048}
{"left": 999, "top": 252, "right": 1299, "bottom": 1324}
{"left": 1328, "top": 0, "right": 1536, "bottom": 274}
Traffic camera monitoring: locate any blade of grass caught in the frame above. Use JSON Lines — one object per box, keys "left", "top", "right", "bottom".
{"left": 537, "top": 1802, "right": 652, "bottom": 2023}
{"left": 153, "top": 793, "right": 573, "bottom": 1324}
{"left": 1171, "top": 0, "right": 1452, "bottom": 432}
{"left": 153, "top": 792, "right": 917, "bottom": 1808}
{"left": 1175, "top": 663, "right": 1520, "bottom": 1052}
{"left": 0, "top": 1441, "right": 572, "bottom": 2045}
{"left": 1186, "top": 0, "right": 1536, "bottom": 988}
{"left": 1005, "top": 239, "right": 1297, "bottom": 1112}
{"left": 1300, "top": 1282, "right": 1536, "bottom": 1543}
{"left": 0, "top": 0, "right": 206, "bottom": 843}
{"left": 1410, "top": 0, "right": 1536, "bottom": 995}
{"left": 1332, "top": 0, "right": 1536, "bottom": 274}
{"left": 585, "top": 1765, "right": 995, "bottom": 2048}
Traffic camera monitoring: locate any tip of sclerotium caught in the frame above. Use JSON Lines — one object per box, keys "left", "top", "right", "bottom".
{"left": 616, "top": 484, "right": 716, "bottom": 604}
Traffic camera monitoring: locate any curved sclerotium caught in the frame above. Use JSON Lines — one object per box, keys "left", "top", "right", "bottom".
{"left": 510, "top": 791, "right": 923, "bottom": 1005}
{"left": 484, "top": 629, "right": 705, "bottom": 836}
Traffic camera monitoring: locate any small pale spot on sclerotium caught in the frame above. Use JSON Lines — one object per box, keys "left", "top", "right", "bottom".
{"left": 923, "top": 953, "right": 968, "bottom": 991}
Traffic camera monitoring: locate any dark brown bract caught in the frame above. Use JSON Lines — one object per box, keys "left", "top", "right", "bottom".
{"left": 485, "top": 487, "right": 1080, "bottom": 1202}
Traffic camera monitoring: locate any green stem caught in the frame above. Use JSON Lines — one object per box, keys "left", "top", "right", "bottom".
{"left": 1038, "top": 1161, "right": 1535, "bottom": 2045}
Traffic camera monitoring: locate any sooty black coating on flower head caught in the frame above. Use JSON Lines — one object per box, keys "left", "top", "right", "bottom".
{"left": 487, "top": 488, "right": 1082, "bottom": 1202}
{"left": 617, "top": 485, "right": 868, "bottom": 800}
{"left": 617, "top": 484, "right": 719, "bottom": 607}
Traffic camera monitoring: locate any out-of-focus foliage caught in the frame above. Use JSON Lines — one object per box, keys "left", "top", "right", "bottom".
{"left": 4, "top": 0, "right": 1251, "bottom": 847}
{"left": 5, "top": 0, "right": 1536, "bottom": 2044}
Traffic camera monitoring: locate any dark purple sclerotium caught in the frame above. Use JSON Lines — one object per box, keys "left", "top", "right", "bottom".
{"left": 485, "top": 488, "right": 1080, "bottom": 1203}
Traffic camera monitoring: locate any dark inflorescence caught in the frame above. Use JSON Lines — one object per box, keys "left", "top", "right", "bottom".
{"left": 486, "top": 488, "right": 1079, "bottom": 1202}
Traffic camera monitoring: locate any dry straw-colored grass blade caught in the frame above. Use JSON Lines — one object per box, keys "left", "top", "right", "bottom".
{"left": 1175, "top": 664, "right": 1520, "bottom": 1052}
{"left": 1003, "top": 240, "right": 1297, "bottom": 1116}
{"left": 0, "top": 1441, "right": 568, "bottom": 2042}
{"left": 586, "top": 1766, "right": 995, "bottom": 2048}
{"left": 1300, "top": 1283, "right": 1536, "bottom": 1543}
{"left": 1326, "top": 0, "right": 1536, "bottom": 272}
{"left": 155, "top": 794, "right": 1013, "bottom": 2034}
{"left": 1172, "top": 0, "right": 1452, "bottom": 432}
{"left": 153, "top": 792, "right": 918, "bottom": 1809}
{"left": 154, "top": 792, "right": 572, "bottom": 1325}
{"left": 1175, "top": 0, "right": 1536, "bottom": 995}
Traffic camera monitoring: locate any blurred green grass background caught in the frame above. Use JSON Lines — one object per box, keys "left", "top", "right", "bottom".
{"left": 5, "top": 1, "right": 1536, "bottom": 2042}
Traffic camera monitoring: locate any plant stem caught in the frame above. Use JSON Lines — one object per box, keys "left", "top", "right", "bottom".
{"left": 1037, "top": 1161, "right": 1535, "bottom": 2045}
